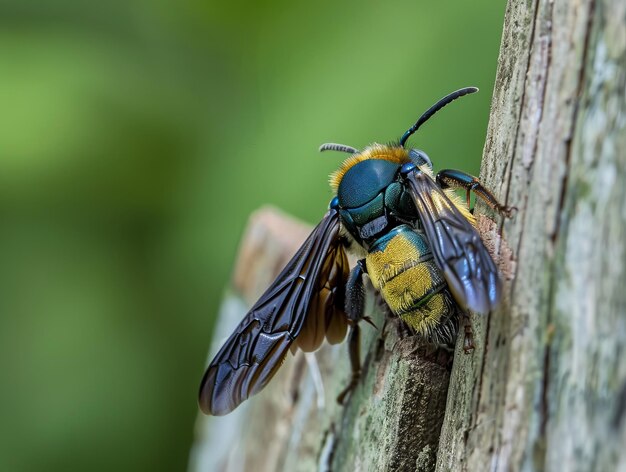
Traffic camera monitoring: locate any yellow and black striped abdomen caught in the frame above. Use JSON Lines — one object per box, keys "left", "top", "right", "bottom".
{"left": 365, "top": 225, "right": 458, "bottom": 342}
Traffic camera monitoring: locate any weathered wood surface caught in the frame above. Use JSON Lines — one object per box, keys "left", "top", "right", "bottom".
{"left": 189, "top": 207, "right": 452, "bottom": 472}
{"left": 436, "top": 0, "right": 626, "bottom": 471}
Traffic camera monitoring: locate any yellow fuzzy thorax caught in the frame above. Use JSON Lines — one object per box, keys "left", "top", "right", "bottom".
{"left": 328, "top": 144, "right": 411, "bottom": 192}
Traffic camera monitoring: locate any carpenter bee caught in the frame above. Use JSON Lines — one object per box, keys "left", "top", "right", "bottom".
{"left": 199, "top": 87, "right": 515, "bottom": 416}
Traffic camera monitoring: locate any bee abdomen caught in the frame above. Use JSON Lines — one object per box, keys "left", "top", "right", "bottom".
{"left": 398, "top": 290, "right": 458, "bottom": 344}
{"left": 372, "top": 257, "right": 447, "bottom": 317}
{"left": 366, "top": 226, "right": 458, "bottom": 342}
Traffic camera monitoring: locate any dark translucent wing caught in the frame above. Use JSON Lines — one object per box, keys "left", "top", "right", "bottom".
{"left": 199, "top": 209, "right": 348, "bottom": 416}
{"left": 405, "top": 169, "right": 501, "bottom": 314}
{"left": 295, "top": 236, "right": 349, "bottom": 352}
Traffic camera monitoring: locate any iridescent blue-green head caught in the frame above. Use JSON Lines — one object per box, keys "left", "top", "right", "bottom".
{"left": 326, "top": 145, "right": 419, "bottom": 247}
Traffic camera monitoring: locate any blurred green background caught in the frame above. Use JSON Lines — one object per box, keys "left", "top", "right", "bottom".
{"left": 0, "top": 0, "right": 505, "bottom": 470}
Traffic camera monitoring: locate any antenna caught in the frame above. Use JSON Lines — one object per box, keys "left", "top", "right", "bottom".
{"left": 319, "top": 143, "right": 359, "bottom": 154}
{"left": 399, "top": 87, "right": 479, "bottom": 147}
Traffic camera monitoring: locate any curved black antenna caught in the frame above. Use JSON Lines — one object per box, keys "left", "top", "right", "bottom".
{"left": 319, "top": 143, "right": 359, "bottom": 154}
{"left": 399, "top": 86, "right": 479, "bottom": 147}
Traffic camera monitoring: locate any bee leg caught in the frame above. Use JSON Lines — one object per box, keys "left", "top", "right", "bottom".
{"left": 345, "top": 260, "right": 366, "bottom": 323}
{"left": 337, "top": 324, "right": 361, "bottom": 404}
{"left": 337, "top": 261, "right": 367, "bottom": 404}
{"left": 462, "top": 311, "right": 475, "bottom": 354}
{"left": 436, "top": 169, "right": 517, "bottom": 218}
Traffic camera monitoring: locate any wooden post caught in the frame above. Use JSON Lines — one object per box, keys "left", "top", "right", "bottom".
{"left": 437, "top": 0, "right": 626, "bottom": 470}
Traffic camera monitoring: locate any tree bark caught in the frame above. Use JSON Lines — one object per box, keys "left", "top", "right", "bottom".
{"left": 437, "top": 0, "right": 626, "bottom": 471}
{"left": 190, "top": 1, "right": 626, "bottom": 470}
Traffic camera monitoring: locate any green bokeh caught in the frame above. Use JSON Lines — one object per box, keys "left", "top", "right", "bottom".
{"left": 0, "top": 1, "right": 505, "bottom": 470}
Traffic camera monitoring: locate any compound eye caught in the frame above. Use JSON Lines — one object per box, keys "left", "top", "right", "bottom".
{"left": 408, "top": 149, "right": 433, "bottom": 168}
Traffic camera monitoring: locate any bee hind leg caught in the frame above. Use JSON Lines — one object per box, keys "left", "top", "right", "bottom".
{"left": 338, "top": 260, "right": 367, "bottom": 404}
{"left": 436, "top": 169, "right": 517, "bottom": 218}
{"left": 337, "top": 324, "right": 361, "bottom": 404}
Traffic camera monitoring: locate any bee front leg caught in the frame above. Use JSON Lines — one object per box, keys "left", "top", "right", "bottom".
{"left": 436, "top": 169, "right": 517, "bottom": 218}
{"left": 337, "top": 260, "right": 367, "bottom": 404}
